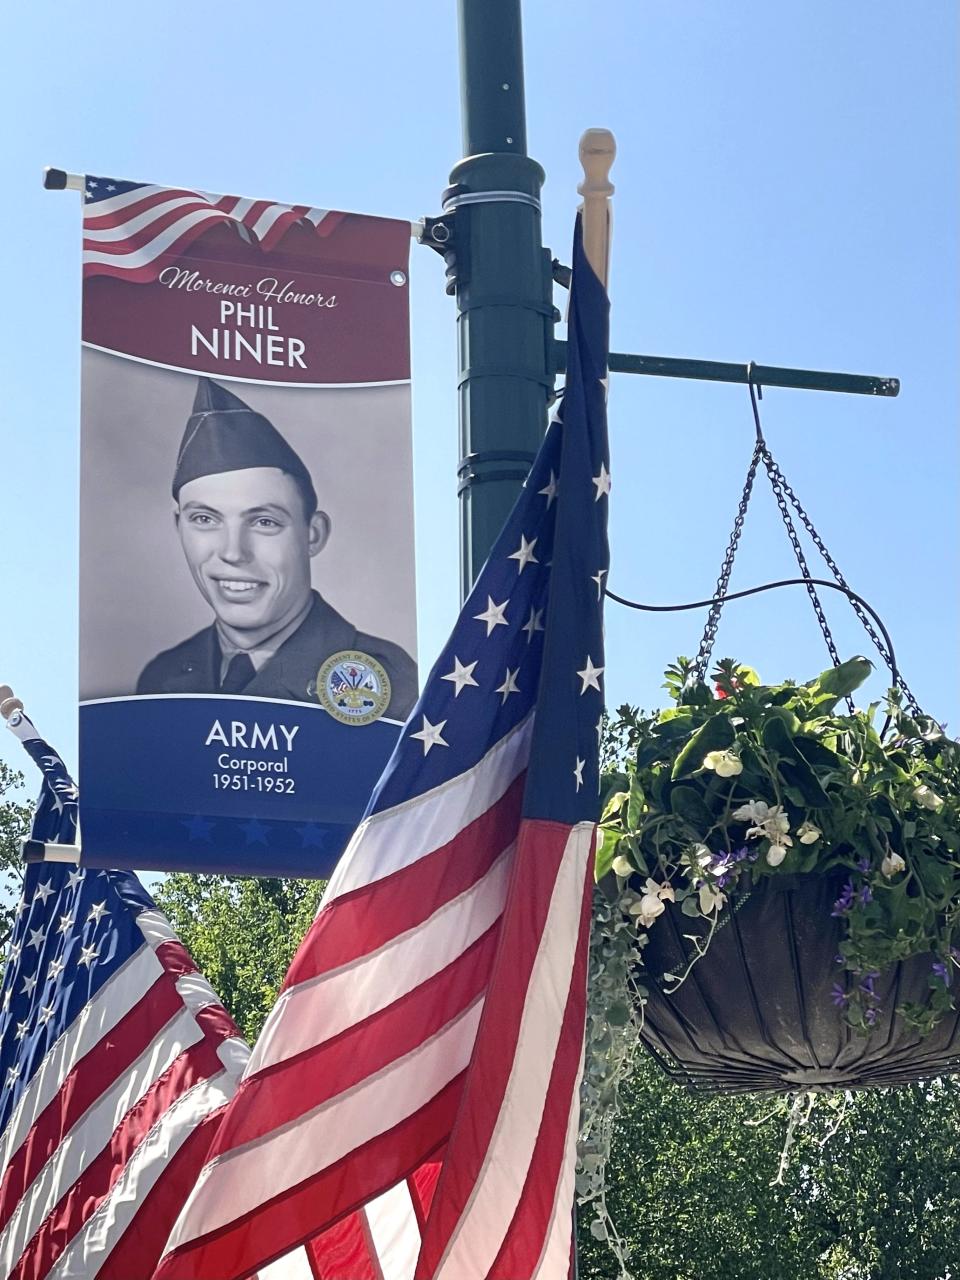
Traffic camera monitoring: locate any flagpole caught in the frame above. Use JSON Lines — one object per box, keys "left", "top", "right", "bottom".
{"left": 0, "top": 685, "right": 82, "bottom": 864}
{"left": 452, "top": 0, "right": 555, "bottom": 597}
{"left": 568, "top": 130, "right": 616, "bottom": 1280}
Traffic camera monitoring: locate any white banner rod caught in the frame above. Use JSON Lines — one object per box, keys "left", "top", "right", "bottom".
{"left": 42, "top": 168, "right": 426, "bottom": 238}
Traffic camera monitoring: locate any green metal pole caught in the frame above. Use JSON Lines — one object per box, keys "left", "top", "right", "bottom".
{"left": 452, "top": 0, "right": 556, "bottom": 596}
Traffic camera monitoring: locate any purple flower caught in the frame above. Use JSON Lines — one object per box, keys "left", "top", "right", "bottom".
{"left": 858, "top": 885, "right": 873, "bottom": 906}
{"left": 831, "top": 881, "right": 855, "bottom": 917}
{"left": 865, "top": 1006, "right": 880, "bottom": 1027}
{"left": 733, "top": 846, "right": 751, "bottom": 863}
{"left": 932, "top": 960, "right": 952, "bottom": 986}
{"left": 857, "top": 856, "right": 871, "bottom": 874}
{"left": 831, "top": 983, "right": 849, "bottom": 1007}
{"left": 834, "top": 953, "right": 845, "bottom": 966}
{"left": 860, "top": 974, "right": 876, "bottom": 996}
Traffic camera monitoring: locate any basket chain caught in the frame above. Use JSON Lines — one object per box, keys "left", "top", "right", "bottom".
{"left": 693, "top": 379, "right": 923, "bottom": 718}
{"left": 761, "top": 453, "right": 922, "bottom": 714}
{"left": 692, "top": 441, "right": 763, "bottom": 682}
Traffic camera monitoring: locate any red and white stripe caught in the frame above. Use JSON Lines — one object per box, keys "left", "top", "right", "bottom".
{"left": 82, "top": 183, "right": 342, "bottom": 283}
{"left": 0, "top": 908, "right": 248, "bottom": 1279}
{"left": 154, "top": 712, "right": 594, "bottom": 1280}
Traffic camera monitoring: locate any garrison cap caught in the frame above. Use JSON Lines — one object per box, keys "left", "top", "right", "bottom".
{"left": 173, "top": 378, "right": 317, "bottom": 514}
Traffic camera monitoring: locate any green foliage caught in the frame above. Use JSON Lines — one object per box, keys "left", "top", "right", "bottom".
{"left": 0, "top": 763, "right": 31, "bottom": 943}
{"left": 576, "top": 1058, "right": 960, "bottom": 1280}
{"left": 153, "top": 873, "right": 324, "bottom": 1041}
{"left": 599, "top": 658, "right": 960, "bottom": 1034}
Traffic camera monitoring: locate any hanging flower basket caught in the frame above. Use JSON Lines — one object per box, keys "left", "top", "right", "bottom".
{"left": 597, "top": 656, "right": 960, "bottom": 1093}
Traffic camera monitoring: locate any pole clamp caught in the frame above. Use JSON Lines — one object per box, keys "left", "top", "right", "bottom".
{"left": 417, "top": 215, "right": 459, "bottom": 292}
{"left": 456, "top": 295, "right": 558, "bottom": 319}
{"left": 442, "top": 189, "right": 542, "bottom": 214}
{"left": 457, "top": 448, "right": 537, "bottom": 495}
{"left": 457, "top": 365, "right": 555, "bottom": 390}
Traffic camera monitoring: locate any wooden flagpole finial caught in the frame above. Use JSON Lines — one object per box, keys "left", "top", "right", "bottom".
{"left": 578, "top": 128, "right": 616, "bottom": 287}
{"left": 0, "top": 686, "right": 24, "bottom": 720}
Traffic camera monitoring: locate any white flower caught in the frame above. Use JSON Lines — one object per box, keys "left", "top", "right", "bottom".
{"left": 631, "top": 892, "right": 666, "bottom": 928}
{"left": 881, "top": 851, "right": 906, "bottom": 877}
{"left": 698, "top": 883, "right": 727, "bottom": 914}
{"left": 733, "top": 799, "right": 771, "bottom": 824}
{"left": 914, "top": 785, "right": 944, "bottom": 812}
{"left": 703, "top": 749, "right": 743, "bottom": 778}
{"left": 797, "top": 821, "right": 822, "bottom": 845}
{"left": 740, "top": 803, "right": 792, "bottom": 846}
{"left": 769, "top": 809, "right": 790, "bottom": 835}
{"left": 611, "top": 855, "right": 634, "bottom": 878}
{"left": 747, "top": 821, "right": 791, "bottom": 844}
{"left": 642, "top": 877, "right": 675, "bottom": 903}
{"left": 766, "top": 843, "right": 789, "bottom": 866}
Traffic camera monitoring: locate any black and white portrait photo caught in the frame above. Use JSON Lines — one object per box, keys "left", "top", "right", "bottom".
{"left": 79, "top": 353, "right": 418, "bottom": 720}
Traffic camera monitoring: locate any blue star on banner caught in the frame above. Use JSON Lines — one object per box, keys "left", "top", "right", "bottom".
{"left": 182, "top": 815, "right": 215, "bottom": 842}
{"left": 239, "top": 818, "right": 270, "bottom": 846}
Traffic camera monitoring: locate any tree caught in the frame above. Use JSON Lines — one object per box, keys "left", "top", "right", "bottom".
{"left": 577, "top": 1058, "right": 960, "bottom": 1280}
{"left": 153, "top": 872, "right": 324, "bottom": 1042}
{"left": 0, "top": 763, "right": 32, "bottom": 942}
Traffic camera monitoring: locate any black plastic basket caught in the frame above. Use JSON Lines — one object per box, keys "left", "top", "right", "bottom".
{"left": 638, "top": 871, "right": 960, "bottom": 1093}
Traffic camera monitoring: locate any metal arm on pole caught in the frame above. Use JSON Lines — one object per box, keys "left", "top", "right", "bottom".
{"left": 552, "top": 343, "right": 900, "bottom": 397}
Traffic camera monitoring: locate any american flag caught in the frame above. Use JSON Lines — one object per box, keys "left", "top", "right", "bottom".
{"left": 154, "top": 213, "right": 610, "bottom": 1280}
{"left": 82, "top": 175, "right": 342, "bottom": 283}
{"left": 0, "top": 711, "right": 252, "bottom": 1280}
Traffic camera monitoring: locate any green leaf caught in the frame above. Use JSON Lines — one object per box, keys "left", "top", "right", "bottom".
{"left": 765, "top": 706, "right": 801, "bottom": 735}
{"left": 814, "top": 656, "right": 873, "bottom": 699}
{"left": 671, "top": 713, "right": 735, "bottom": 780}
{"left": 779, "top": 759, "right": 832, "bottom": 809}
{"left": 606, "top": 1003, "right": 631, "bottom": 1028}
{"left": 794, "top": 846, "right": 823, "bottom": 873}
{"left": 600, "top": 790, "right": 628, "bottom": 823}
{"left": 667, "top": 784, "right": 714, "bottom": 830}
{"left": 594, "top": 826, "right": 621, "bottom": 882}
{"left": 762, "top": 715, "right": 797, "bottom": 755}
{"left": 793, "top": 737, "right": 842, "bottom": 770}
{"left": 626, "top": 780, "right": 645, "bottom": 831}
{"left": 914, "top": 854, "right": 954, "bottom": 900}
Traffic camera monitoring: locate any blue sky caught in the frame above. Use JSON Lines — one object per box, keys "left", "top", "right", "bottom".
{"left": 1, "top": 1, "right": 956, "bottom": 798}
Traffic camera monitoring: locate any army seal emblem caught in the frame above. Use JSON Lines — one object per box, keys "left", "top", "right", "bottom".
{"left": 316, "top": 650, "right": 391, "bottom": 725}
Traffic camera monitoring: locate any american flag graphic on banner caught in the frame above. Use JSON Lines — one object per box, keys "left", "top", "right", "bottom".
{"left": 154, "top": 213, "right": 610, "bottom": 1280}
{"left": 82, "top": 176, "right": 343, "bottom": 283}
{"left": 0, "top": 712, "right": 252, "bottom": 1280}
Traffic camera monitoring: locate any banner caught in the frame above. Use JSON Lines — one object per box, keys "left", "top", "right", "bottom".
{"left": 78, "top": 177, "right": 417, "bottom": 876}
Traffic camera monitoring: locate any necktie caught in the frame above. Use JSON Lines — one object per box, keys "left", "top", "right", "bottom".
{"left": 220, "top": 652, "right": 255, "bottom": 694}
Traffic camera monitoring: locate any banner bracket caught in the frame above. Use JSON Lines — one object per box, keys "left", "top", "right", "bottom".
{"left": 21, "top": 839, "right": 82, "bottom": 865}
{"left": 42, "top": 167, "right": 428, "bottom": 239}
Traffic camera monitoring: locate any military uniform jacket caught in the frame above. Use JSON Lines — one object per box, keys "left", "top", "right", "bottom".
{"left": 136, "top": 591, "right": 417, "bottom": 721}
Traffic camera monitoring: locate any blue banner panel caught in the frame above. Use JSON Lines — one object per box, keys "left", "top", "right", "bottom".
{"left": 78, "top": 176, "right": 417, "bottom": 876}
{"left": 80, "top": 697, "right": 402, "bottom": 876}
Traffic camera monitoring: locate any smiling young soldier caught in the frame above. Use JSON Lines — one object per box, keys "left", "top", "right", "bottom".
{"left": 136, "top": 378, "right": 417, "bottom": 721}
